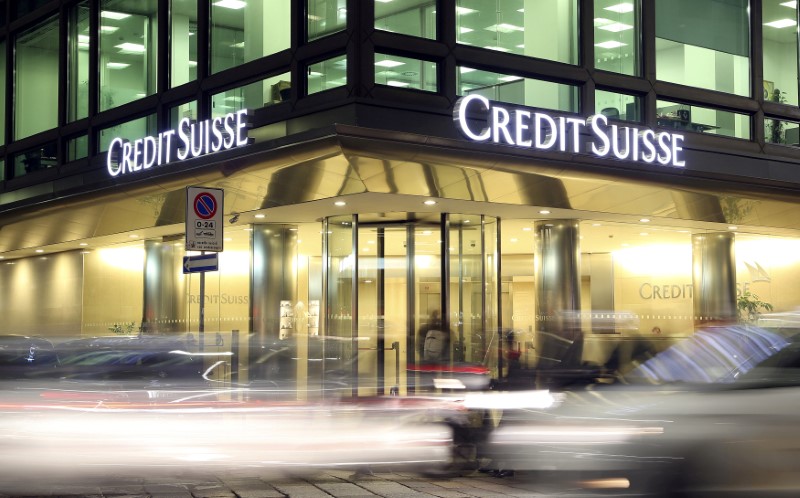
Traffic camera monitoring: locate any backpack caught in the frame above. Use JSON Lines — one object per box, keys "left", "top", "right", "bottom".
{"left": 423, "top": 329, "right": 448, "bottom": 362}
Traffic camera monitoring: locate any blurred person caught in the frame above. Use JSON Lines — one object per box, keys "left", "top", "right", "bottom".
{"left": 417, "top": 310, "right": 451, "bottom": 364}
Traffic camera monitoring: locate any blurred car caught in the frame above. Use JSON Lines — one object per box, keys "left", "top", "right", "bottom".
{"left": 483, "top": 325, "right": 800, "bottom": 496}
{"left": 0, "top": 335, "right": 60, "bottom": 379}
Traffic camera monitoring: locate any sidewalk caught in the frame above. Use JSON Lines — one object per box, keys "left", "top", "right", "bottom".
{"left": 1, "top": 468, "right": 599, "bottom": 497}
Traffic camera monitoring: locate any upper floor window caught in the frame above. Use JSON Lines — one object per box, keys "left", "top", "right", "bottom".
{"left": 99, "top": 1, "right": 158, "bottom": 111}
{"left": 457, "top": 0, "right": 578, "bottom": 65}
{"left": 458, "top": 66, "right": 579, "bottom": 113}
{"left": 594, "top": 0, "right": 641, "bottom": 76}
{"left": 15, "top": 15, "right": 59, "bottom": 140}
{"left": 375, "top": 0, "right": 436, "bottom": 39}
{"left": 68, "top": 1, "right": 90, "bottom": 122}
{"left": 171, "top": 0, "right": 198, "bottom": 86}
{"left": 308, "top": 0, "right": 347, "bottom": 41}
{"left": 762, "top": 0, "right": 798, "bottom": 106}
{"left": 656, "top": 0, "right": 750, "bottom": 96}
{"left": 210, "top": 0, "right": 290, "bottom": 75}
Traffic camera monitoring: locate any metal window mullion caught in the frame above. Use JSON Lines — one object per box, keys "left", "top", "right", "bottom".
{"left": 441, "top": 212, "right": 450, "bottom": 335}
{"left": 351, "top": 213, "right": 358, "bottom": 397}
{"left": 406, "top": 223, "right": 416, "bottom": 393}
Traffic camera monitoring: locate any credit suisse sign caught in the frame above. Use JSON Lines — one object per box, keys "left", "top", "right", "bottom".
{"left": 453, "top": 94, "right": 686, "bottom": 167}
{"left": 106, "top": 109, "right": 251, "bottom": 177}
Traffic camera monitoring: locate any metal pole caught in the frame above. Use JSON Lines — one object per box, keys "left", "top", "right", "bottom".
{"left": 199, "top": 251, "right": 205, "bottom": 352}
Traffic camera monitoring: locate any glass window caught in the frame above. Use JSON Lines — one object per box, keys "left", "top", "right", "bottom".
{"left": 12, "top": 142, "right": 57, "bottom": 178}
{"left": 307, "top": 0, "right": 347, "bottom": 41}
{"left": 308, "top": 56, "right": 347, "bottom": 95}
{"left": 68, "top": 135, "right": 89, "bottom": 161}
{"left": 171, "top": 0, "right": 197, "bottom": 87}
{"left": 594, "top": 0, "right": 640, "bottom": 76}
{"left": 655, "top": 0, "right": 750, "bottom": 96}
{"left": 763, "top": 0, "right": 798, "bottom": 106}
{"left": 0, "top": 159, "right": 4, "bottom": 181}
{"left": 596, "top": 89, "right": 641, "bottom": 122}
{"left": 456, "top": 0, "right": 578, "bottom": 64}
{"left": 765, "top": 117, "right": 800, "bottom": 146}
{"left": 68, "top": 1, "right": 90, "bottom": 122}
{"left": 99, "top": 1, "right": 158, "bottom": 112}
{"left": 375, "top": 0, "right": 436, "bottom": 39}
{"left": 170, "top": 100, "right": 197, "bottom": 127}
{"left": 210, "top": 0, "right": 290, "bottom": 75}
{"left": 375, "top": 54, "right": 437, "bottom": 92}
{"left": 98, "top": 114, "right": 157, "bottom": 153}
{"left": 15, "top": 16, "right": 59, "bottom": 140}
{"left": 211, "top": 73, "right": 290, "bottom": 117}
{"left": 458, "top": 67, "right": 579, "bottom": 113}
{"left": 657, "top": 99, "right": 750, "bottom": 139}
{"left": 0, "top": 39, "right": 5, "bottom": 146}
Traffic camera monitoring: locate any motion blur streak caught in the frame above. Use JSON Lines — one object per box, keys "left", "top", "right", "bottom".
{"left": 463, "top": 390, "right": 562, "bottom": 410}
{"left": 0, "top": 399, "right": 452, "bottom": 492}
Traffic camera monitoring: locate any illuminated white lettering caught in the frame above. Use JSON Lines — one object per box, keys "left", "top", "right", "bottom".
{"left": 454, "top": 94, "right": 491, "bottom": 141}
{"left": 177, "top": 118, "right": 191, "bottom": 160}
{"left": 641, "top": 129, "right": 657, "bottom": 163}
{"left": 143, "top": 136, "right": 157, "bottom": 169}
{"left": 566, "top": 117, "right": 585, "bottom": 153}
{"left": 515, "top": 110, "right": 532, "bottom": 147}
{"left": 657, "top": 132, "right": 672, "bottom": 165}
{"left": 223, "top": 114, "right": 236, "bottom": 149}
{"left": 589, "top": 114, "right": 610, "bottom": 156}
{"left": 133, "top": 138, "right": 144, "bottom": 171}
{"left": 190, "top": 121, "right": 203, "bottom": 158}
{"left": 535, "top": 113, "right": 557, "bottom": 149}
{"left": 211, "top": 117, "right": 224, "bottom": 152}
{"left": 492, "top": 106, "right": 514, "bottom": 145}
{"left": 236, "top": 109, "right": 249, "bottom": 147}
{"left": 672, "top": 134, "right": 686, "bottom": 167}
{"left": 107, "top": 137, "right": 124, "bottom": 176}
{"left": 611, "top": 125, "right": 630, "bottom": 160}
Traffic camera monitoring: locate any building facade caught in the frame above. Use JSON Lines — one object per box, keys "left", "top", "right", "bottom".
{"left": 1, "top": 0, "right": 800, "bottom": 394}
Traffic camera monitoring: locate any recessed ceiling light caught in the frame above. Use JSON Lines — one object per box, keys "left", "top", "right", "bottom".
{"left": 604, "top": 3, "right": 634, "bottom": 13}
{"left": 334, "top": 201, "right": 346, "bottom": 206}
{"left": 639, "top": 218, "right": 650, "bottom": 223}
{"left": 456, "top": 6, "right": 477, "bottom": 15}
{"left": 115, "top": 42, "right": 146, "bottom": 54}
{"left": 213, "top": 0, "right": 247, "bottom": 9}
{"left": 595, "top": 40, "right": 628, "bottom": 49}
{"left": 422, "top": 230, "right": 432, "bottom": 236}
{"left": 459, "top": 67, "right": 476, "bottom": 73}
{"left": 464, "top": 219, "right": 471, "bottom": 223}
{"left": 423, "top": 200, "right": 437, "bottom": 205}
{"left": 598, "top": 22, "right": 633, "bottom": 32}
{"left": 522, "top": 227, "right": 532, "bottom": 231}
{"left": 100, "top": 25, "right": 118, "bottom": 34}
{"left": 781, "top": 1, "right": 797, "bottom": 8}
{"left": 0, "top": 256, "right": 4, "bottom": 259}
{"left": 484, "top": 46, "right": 511, "bottom": 52}
{"left": 459, "top": 27, "right": 473, "bottom": 34}
{"left": 79, "top": 242, "right": 88, "bottom": 246}
{"left": 499, "top": 75, "right": 523, "bottom": 82}
{"left": 728, "top": 226, "right": 738, "bottom": 230}
{"left": 386, "top": 80, "right": 410, "bottom": 87}
{"left": 486, "top": 23, "right": 524, "bottom": 33}
{"left": 129, "top": 234, "right": 139, "bottom": 238}
{"left": 764, "top": 18, "right": 797, "bottom": 28}
{"left": 101, "top": 10, "right": 131, "bottom": 20}
{"left": 640, "top": 232, "right": 649, "bottom": 236}
{"left": 35, "top": 249, "right": 44, "bottom": 253}
{"left": 592, "top": 223, "right": 602, "bottom": 227}
{"left": 539, "top": 210, "right": 551, "bottom": 214}
{"left": 375, "top": 59, "right": 405, "bottom": 68}
{"left": 510, "top": 238, "right": 518, "bottom": 243}
{"left": 254, "top": 214, "right": 265, "bottom": 219}
{"left": 106, "top": 62, "right": 130, "bottom": 69}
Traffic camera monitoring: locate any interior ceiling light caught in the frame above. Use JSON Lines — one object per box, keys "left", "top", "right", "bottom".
{"left": 460, "top": 67, "right": 476, "bottom": 73}
{"left": 728, "top": 226, "right": 738, "bottom": 230}
{"left": 100, "top": 10, "right": 130, "bottom": 20}
{"left": 598, "top": 22, "right": 633, "bottom": 32}
{"left": 539, "top": 210, "right": 551, "bottom": 214}
{"left": 106, "top": 62, "right": 130, "bottom": 69}
{"left": 639, "top": 218, "right": 650, "bottom": 223}
{"left": 499, "top": 75, "right": 523, "bottom": 82}
{"left": 594, "top": 17, "right": 614, "bottom": 26}
{"left": 764, "top": 18, "right": 797, "bottom": 28}
{"left": 375, "top": 59, "right": 405, "bottom": 68}
{"left": 100, "top": 25, "right": 119, "bottom": 33}
{"left": 456, "top": 6, "right": 477, "bottom": 15}
{"left": 35, "top": 249, "right": 44, "bottom": 253}
{"left": 484, "top": 46, "right": 511, "bottom": 52}
{"left": 486, "top": 23, "right": 524, "bottom": 33}
{"left": 604, "top": 2, "right": 634, "bottom": 13}
{"left": 254, "top": 214, "right": 265, "bottom": 219}
{"left": 213, "top": 0, "right": 247, "bottom": 9}
{"left": 334, "top": 201, "right": 346, "bottom": 206}
{"left": 595, "top": 40, "right": 627, "bottom": 49}
{"left": 116, "top": 42, "right": 146, "bottom": 54}
{"left": 423, "top": 200, "right": 437, "bottom": 205}
{"left": 386, "top": 81, "right": 410, "bottom": 87}
{"left": 780, "top": 1, "right": 797, "bottom": 8}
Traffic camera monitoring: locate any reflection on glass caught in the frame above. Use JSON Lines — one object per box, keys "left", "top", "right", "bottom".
{"left": 171, "top": 0, "right": 197, "bottom": 86}
{"left": 765, "top": 117, "right": 800, "bottom": 146}
{"left": 456, "top": 0, "right": 578, "bottom": 64}
{"left": 99, "top": 1, "right": 158, "bottom": 111}
{"left": 375, "top": 54, "right": 437, "bottom": 92}
{"left": 308, "top": 56, "right": 347, "bottom": 95}
{"left": 762, "top": 0, "right": 799, "bottom": 106}
{"left": 657, "top": 99, "right": 750, "bottom": 139}
{"left": 307, "top": 0, "right": 347, "bottom": 41}
{"left": 98, "top": 114, "right": 156, "bottom": 152}
{"left": 13, "top": 142, "right": 57, "bottom": 178}
{"left": 458, "top": 67, "right": 579, "bottom": 112}
{"left": 15, "top": 16, "right": 59, "bottom": 140}
{"left": 594, "top": 0, "right": 640, "bottom": 76}
{"left": 210, "top": 0, "right": 290, "bottom": 74}
{"left": 375, "top": 0, "right": 436, "bottom": 39}
{"left": 68, "top": 135, "right": 89, "bottom": 162}
{"left": 210, "top": 73, "right": 290, "bottom": 117}
{"left": 0, "top": 160, "right": 4, "bottom": 181}
{"left": 68, "top": 1, "right": 90, "bottom": 122}
{"left": 655, "top": 0, "right": 749, "bottom": 96}
{"left": 596, "top": 89, "right": 641, "bottom": 122}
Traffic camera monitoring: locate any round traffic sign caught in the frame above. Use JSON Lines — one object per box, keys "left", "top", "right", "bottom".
{"left": 193, "top": 192, "right": 218, "bottom": 220}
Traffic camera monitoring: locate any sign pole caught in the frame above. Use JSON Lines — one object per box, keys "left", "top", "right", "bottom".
{"left": 199, "top": 251, "right": 205, "bottom": 352}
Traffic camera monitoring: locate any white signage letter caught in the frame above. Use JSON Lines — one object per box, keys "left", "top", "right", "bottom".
{"left": 535, "top": 113, "right": 557, "bottom": 149}
{"left": 589, "top": 114, "right": 610, "bottom": 156}
{"left": 453, "top": 94, "right": 491, "bottom": 141}
{"left": 107, "top": 137, "right": 124, "bottom": 176}
{"left": 236, "top": 109, "right": 249, "bottom": 147}
{"left": 177, "top": 118, "right": 192, "bottom": 160}
{"left": 515, "top": 110, "right": 532, "bottom": 147}
{"left": 492, "top": 106, "right": 514, "bottom": 145}
{"left": 641, "top": 129, "right": 657, "bottom": 162}
{"left": 657, "top": 132, "right": 672, "bottom": 165}
{"left": 671, "top": 134, "right": 686, "bottom": 167}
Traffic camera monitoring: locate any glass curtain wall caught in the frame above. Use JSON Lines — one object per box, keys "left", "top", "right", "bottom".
{"left": 375, "top": 0, "right": 436, "bottom": 39}
{"left": 0, "top": 39, "right": 5, "bottom": 147}
{"left": 457, "top": 67, "right": 579, "bottom": 113}
{"left": 14, "top": 15, "right": 59, "bottom": 140}
{"left": 375, "top": 54, "right": 437, "bottom": 91}
{"left": 307, "top": 0, "right": 347, "bottom": 41}
{"left": 655, "top": 0, "right": 750, "bottom": 96}
{"left": 99, "top": 0, "right": 158, "bottom": 111}
{"left": 596, "top": 89, "right": 642, "bottom": 122}
{"left": 68, "top": 1, "right": 89, "bottom": 122}
{"left": 210, "top": 0, "right": 290, "bottom": 75}
{"left": 593, "top": 0, "right": 640, "bottom": 76}
{"left": 763, "top": 0, "right": 799, "bottom": 107}
{"left": 171, "top": 0, "right": 197, "bottom": 87}
{"left": 456, "top": 0, "right": 578, "bottom": 64}
{"left": 308, "top": 55, "right": 347, "bottom": 94}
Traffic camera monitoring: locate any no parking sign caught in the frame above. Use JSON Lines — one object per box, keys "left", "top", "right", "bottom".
{"left": 186, "top": 186, "right": 224, "bottom": 252}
